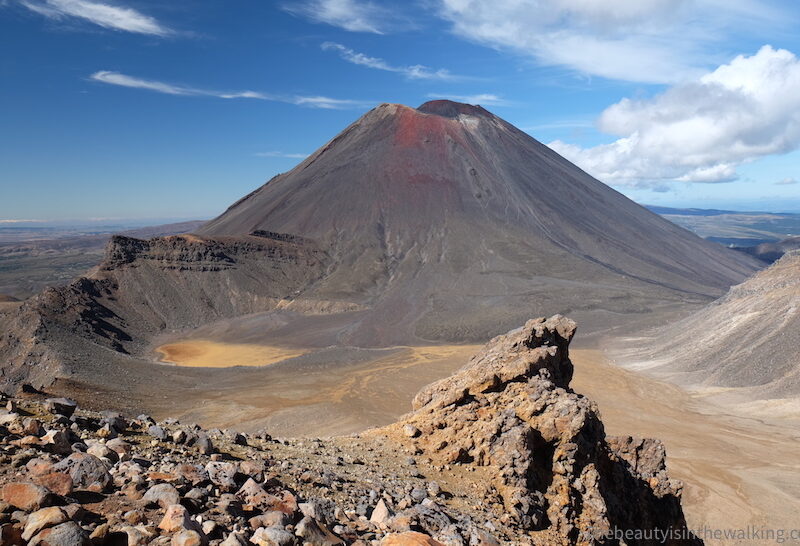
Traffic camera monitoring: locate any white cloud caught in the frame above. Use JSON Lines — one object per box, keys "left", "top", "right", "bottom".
{"left": 291, "top": 95, "right": 370, "bottom": 109}
{"left": 776, "top": 178, "right": 798, "bottom": 185}
{"left": 548, "top": 46, "right": 800, "bottom": 187}
{"left": 435, "top": 0, "right": 791, "bottom": 83}
{"left": 20, "top": 0, "right": 171, "bottom": 36}
{"left": 322, "top": 42, "right": 457, "bottom": 80}
{"left": 426, "top": 93, "right": 507, "bottom": 106}
{"left": 255, "top": 151, "right": 309, "bottom": 159}
{"left": 89, "top": 71, "right": 371, "bottom": 109}
{"left": 284, "top": 0, "right": 393, "bottom": 34}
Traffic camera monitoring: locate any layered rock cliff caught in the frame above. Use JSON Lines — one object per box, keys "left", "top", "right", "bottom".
{"left": 0, "top": 233, "right": 327, "bottom": 392}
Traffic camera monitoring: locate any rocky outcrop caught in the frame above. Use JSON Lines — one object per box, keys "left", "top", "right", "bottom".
{"left": 390, "top": 316, "right": 698, "bottom": 545}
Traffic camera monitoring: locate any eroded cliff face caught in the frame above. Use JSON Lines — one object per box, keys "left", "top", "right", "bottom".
{"left": 0, "top": 233, "right": 328, "bottom": 392}
{"left": 386, "top": 316, "right": 698, "bottom": 545}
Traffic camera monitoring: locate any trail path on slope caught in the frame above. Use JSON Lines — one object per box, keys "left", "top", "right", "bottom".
{"left": 571, "top": 349, "right": 800, "bottom": 543}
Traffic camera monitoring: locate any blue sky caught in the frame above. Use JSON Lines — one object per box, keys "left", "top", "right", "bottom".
{"left": 2, "top": 0, "right": 800, "bottom": 222}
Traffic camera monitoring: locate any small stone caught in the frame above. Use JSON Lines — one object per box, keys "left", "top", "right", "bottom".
{"left": 251, "top": 526, "right": 295, "bottom": 546}
{"left": 106, "top": 438, "right": 132, "bottom": 460}
{"left": 43, "top": 398, "right": 77, "bottom": 418}
{"left": 195, "top": 433, "right": 213, "bottom": 455}
{"left": 205, "top": 461, "right": 237, "bottom": 491}
{"left": 0, "top": 523, "right": 22, "bottom": 546}
{"left": 176, "top": 464, "right": 209, "bottom": 485}
{"left": 95, "top": 423, "right": 117, "bottom": 439}
{"left": 86, "top": 444, "right": 114, "bottom": 460}
{"left": 220, "top": 531, "right": 248, "bottom": 546}
{"left": 143, "top": 483, "right": 181, "bottom": 509}
{"left": 159, "top": 504, "right": 200, "bottom": 533}
{"left": 294, "top": 516, "right": 343, "bottom": 545}
{"left": 121, "top": 525, "right": 156, "bottom": 546}
{"left": 124, "top": 509, "right": 147, "bottom": 525}
{"left": 380, "top": 531, "right": 445, "bottom": 545}
{"left": 40, "top": 430, "right": 72, "bottom": 456}
{"left": 402, "top": 425, "right": 421, "bottom": 438}
{"left": 171, "top": 529, "right": 206, "bottom": 546}
{"left": 148, "top": 425, "right": 168, "bottom": 440}
{"left": 370, "top": 499, "right": 391, "bottom": 525}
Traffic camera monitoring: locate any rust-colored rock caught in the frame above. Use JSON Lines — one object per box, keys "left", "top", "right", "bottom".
{"left": 33, "top": 473, "right": 73, "bottom": 496}
{"left": 1, "top": 483, "right": 54, "bottom": 511}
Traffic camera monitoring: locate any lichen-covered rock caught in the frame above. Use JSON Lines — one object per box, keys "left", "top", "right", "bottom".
{"left": 393, "top": 316, "right": 700, "bottom": 545}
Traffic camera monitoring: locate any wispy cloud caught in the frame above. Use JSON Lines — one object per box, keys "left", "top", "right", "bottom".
{"left": 292, "top": 95, "right": 369, "bottom": 109}
{"left": 435, "top": 0, "right": 794, "bottom": 84}
{"left": 89, "top": 71, "right": 372, "bottom": 109}
{"left": 255, "top": 151, "right": 309, "bottom": 159}
{"left": 20, "top": 0, "right": 172, "bottom": 36}
{"left": 0, "top": 219, "right": 47, "bottom": 224}
{"left": 322, "top": 42, "right": 458, "bottom": 81}
{"left": 284, "top": 0, "right": 396, "bottom": 34}
{"left": 549, "top": 46, "right": 800, "bottom": 188}
{"left": 426, "top": 93, "right": 508, "bottom": 106}
{"left": 776, "top": 178, "right": 798, "bottom": 185}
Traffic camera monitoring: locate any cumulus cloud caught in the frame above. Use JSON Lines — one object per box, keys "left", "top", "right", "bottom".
{"left": 322, "top": 42, "right": 457, "bottom": 80}
{"left": 20, "top": 0, "right": 172, "bottom": 35}
{"left": 426, "top": 93, "right": 507, "bottom": 106}
{"left": 435, "top": 0, "right": 789, "bottom": 83}
{"left": 89, "top": 71, "right": 371, "bottom": 109}
{"left": 548, "top": 46, "right": 800, "bottom": 187}
{"left": 284, "top": 0, "right": 396, "bottom": 34}
{"left": 775, "top": 178, "right": 798, "bottom": 185}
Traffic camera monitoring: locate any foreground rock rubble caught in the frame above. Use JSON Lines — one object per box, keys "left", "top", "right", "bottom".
{"left": 0, "top": 317, "right": 700, "bottom": 545}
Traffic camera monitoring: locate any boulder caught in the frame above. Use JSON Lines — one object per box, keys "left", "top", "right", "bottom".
{"left": 1, "top": 483, "right": 55, "bottom": 511}
{"left": 29, "top": 521, "right": 89, "bottom": 545}
{"left": 52, "top": 452, "right": 112, "bottom": 492}
{"left": 21, "top": 507, "right": 67, "bottom": 541}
